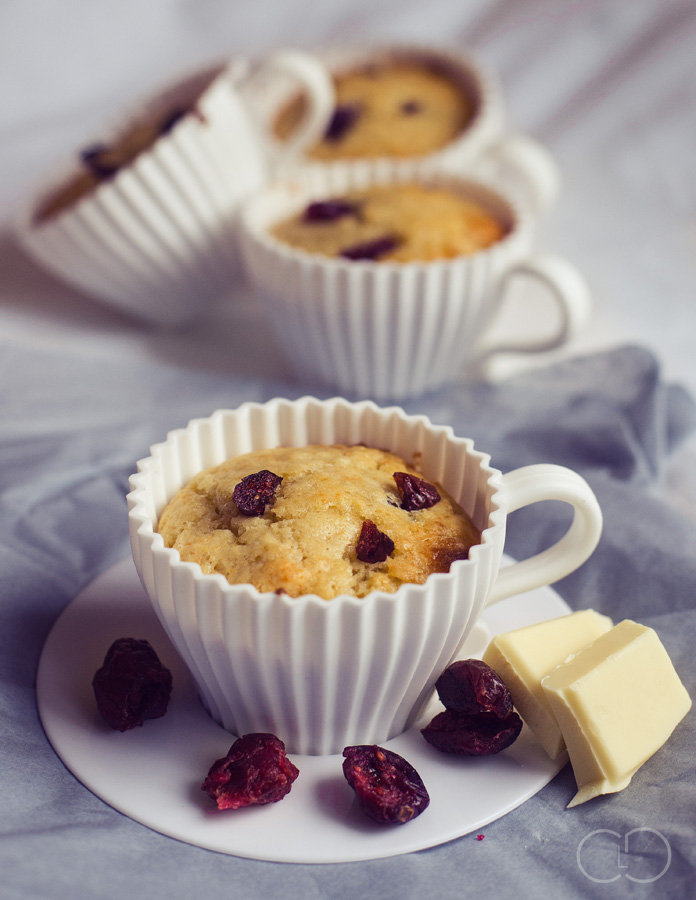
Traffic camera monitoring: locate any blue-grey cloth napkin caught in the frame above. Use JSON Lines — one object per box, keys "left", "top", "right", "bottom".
{"left": 2, "top": 343, "right": 694, "bottom": 899}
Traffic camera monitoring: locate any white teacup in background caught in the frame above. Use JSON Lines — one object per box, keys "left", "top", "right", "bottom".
{"left": 15, "top": 51, "right": 334, "bottom": 327}
{"left": 239, "top": 168, "right": 591, "bottom": 401}
{"left": 127, "top": 397, "right": 603, "bottom": 755}
{"left": 249, "top": 42, "right": 560, "bottom": 216}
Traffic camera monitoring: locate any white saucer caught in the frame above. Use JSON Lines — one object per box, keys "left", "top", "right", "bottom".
{"left": 37, "top": 556, "right": 570, "bottom": 864}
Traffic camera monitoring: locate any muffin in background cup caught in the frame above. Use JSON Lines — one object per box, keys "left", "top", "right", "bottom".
{"left": 127, "top": 397, "right": 602, "bottom": 755}
{"left": 238, "top": 168, "right": 590, "bottom": 401}
{"left": 250, "top": 42, "right": 560, "bottom": 216}
{"left": 15, "top": 51, "right": 334, "bottom": 327}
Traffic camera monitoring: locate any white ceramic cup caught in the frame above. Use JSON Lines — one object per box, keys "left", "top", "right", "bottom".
{"left": 127, "top": 397, "right": 603, "bottom": 755}
{"left": 239, "top": 168, "right": 591, "bottom": 401}
{"left": 15, "top": 52, "right": 334, "bottom": 327}
{"left": 253, "top": 41, "right": 560, "bottom": 216}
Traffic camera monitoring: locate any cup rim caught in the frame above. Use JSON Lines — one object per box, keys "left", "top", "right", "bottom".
{"left": 16, "top": 59, "right": 241, "bottom": 233}
{"left": 127, "top": 396, "right": 507, "bottom": 608}
{"left": 239, "top": 167, "right": 529, "bottom": 273}
{"left": 264, "top": 40, "right": 502, "bottom": 165}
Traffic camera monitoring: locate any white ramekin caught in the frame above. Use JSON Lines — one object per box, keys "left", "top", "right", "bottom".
{"left": 127, "top": 397, "right": 602, "bottom": 755}
{"left": 15, "top": 52, "right": 334, "bottom": 327}
{"left": 238, "top": 168, "right": 590, "bottom": 401}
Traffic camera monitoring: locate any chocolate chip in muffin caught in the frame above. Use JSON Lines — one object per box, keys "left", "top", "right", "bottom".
{"left": 356, "top": 519, "right": 395, "bottom": 563}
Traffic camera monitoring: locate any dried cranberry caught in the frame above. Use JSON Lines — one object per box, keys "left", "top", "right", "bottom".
{"left": 159, "top": 106, "right": 188, "bottom": 135}
{"left": 400, "top": 99, "right": 422, "bottom": 115}
{"left": 92, "top": 637, "right": 172, "bottom": 731}
{"left": 435, "top": 659, "right": 513, "bottom": 719}
{"left": 356, "top": 519, "right": 394, "bottom": 563}
{"left": 324, "top": 103, "right": 361, "bottom": 141}
{"left": 80, "top": 144, "right": 119, "bottom": 179}
{"left": 393, "top": 472, "right": 441, "bottom": 511}
{"left": 340, "top": 235, "right": 400, "bottom": 261}
{"left": 342, "top": 745, "right": 429, "bottom": 824}
{"left": 232, "top": 470, "right": 282, "bottom": 517}
{"left": 421, "top": 709, "right": 522, "bottom": 755}
{"left": 302, "top": 199, "right": 359, "bottom": 223}
{"left": 201, "top": 733, "right": 299, "bottom": 810}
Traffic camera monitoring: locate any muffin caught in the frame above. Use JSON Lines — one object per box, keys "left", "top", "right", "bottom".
{"left": 269, "top": 182, "right": 506, "bottom": 262}
{"left": 157, "top": 444, "right": 481, "bottom": 600}
{"left": 274, "top": 58, "right": 474, "bottom": 160}
{"left": 240, "top": 169, "right": 588, "bottom": 399}
{"left": 16, "top": 52, "right": 334, "bottom": 326}
{"left": 128, "top": 398, "right": 601, "bottom": 754}
{"left": 33, "top": 104, "right": 199, "bottom": 224}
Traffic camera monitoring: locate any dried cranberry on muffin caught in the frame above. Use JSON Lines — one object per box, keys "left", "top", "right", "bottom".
{"left": 274, "top": 59, "right": 474, "bottom": 160}
{"left": 270, "top": 183, "right": 506, "bottom": 263}
{"left": 34, "top": 105, "right": 195, "bottom": 223}
{"left": 156, "top": 444, "right": 480, "bottom": 600}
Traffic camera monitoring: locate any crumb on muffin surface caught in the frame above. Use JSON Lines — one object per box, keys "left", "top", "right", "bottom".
{"left": 270, "top": 183, "right": 506, "bottom": 263}
{"left": 274, "top": 60, "right": 474, "bottom": 159}
{"left": 156, "top": 444, "right": 481, "bottom": 600}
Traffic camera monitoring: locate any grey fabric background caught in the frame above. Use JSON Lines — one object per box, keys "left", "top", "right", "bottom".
{"left": 2, "top": 1, "right": 695, "bottom": 897}
{"left": 2, "top": 345, "right": 695, "bottom": 898}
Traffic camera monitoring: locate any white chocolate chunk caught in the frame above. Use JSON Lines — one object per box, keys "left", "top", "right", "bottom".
{"left": 482, "top": 610, "right": 613, "bottom": 759}
{"left": 541, "top": 620, "right": 691, "bottom": 807}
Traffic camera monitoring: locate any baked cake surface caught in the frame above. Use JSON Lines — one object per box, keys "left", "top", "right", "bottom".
{"left": 157, "top": 444, "right": 481, "bottom": 600}
{"left": 274, "top": 60, "right": 474, "bottom": 160}
{"left": 270, "top": 183, "right": 505, "bottom": 262}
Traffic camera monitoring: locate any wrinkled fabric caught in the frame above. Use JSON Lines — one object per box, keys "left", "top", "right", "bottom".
{"left": 1, "top": 342, "right": 695, "bottom": 899}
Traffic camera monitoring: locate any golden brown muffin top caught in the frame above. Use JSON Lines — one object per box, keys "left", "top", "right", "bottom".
{"left": 157, "top": 444, "right": 480, "bottom": 600}
{"left": 275, "top": 60, "right": 474, "bottom": 160}
{"left": 270, "top": 183, "right": 506, "bottom": 263}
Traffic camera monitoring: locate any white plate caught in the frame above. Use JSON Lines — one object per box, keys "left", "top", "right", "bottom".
{"left": 37, "top": 556, "right": 570, "bottom": 864}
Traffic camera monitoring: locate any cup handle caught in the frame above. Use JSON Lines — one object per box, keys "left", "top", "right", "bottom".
{"left": 475, "top": 253, "right": 591, "bottom": 364}
{"left": 486, "top": 464, "right": 603, "bottom": 607}
{"left": 478, "top": 133, "right": 561, "bottom": 216}
{"left": 245, "top": 49, "right": 334, "bottom": 160}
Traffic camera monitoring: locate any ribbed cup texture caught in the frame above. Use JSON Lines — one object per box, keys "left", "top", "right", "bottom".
{"left": 16, "top": 64, "right": 264, "bottom": 326}
{"left": 127, "top": 398, "right": 506, "bottom": 754}
{"left": 240, "top": 169, "right": 531, "bottom": 400}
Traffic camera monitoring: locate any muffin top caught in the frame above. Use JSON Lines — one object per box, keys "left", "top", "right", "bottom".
{"left": 157, "top": 444, "right": 481, "bottom": 600}
{"left": 270, "top": 183, "right": 506, "bottom": 262}
{"left": 274, "top": 59, "right": 474, "bottom": 160}
{"left": 34, "top": 105, "right": 191, "bottom": 223}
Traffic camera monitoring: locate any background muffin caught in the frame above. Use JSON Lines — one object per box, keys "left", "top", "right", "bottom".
{"left": 270, "top": 182, "right": 506, "bottom": 262}
{"left": 33, "top": 105, "right": 197, "bottom": 223}
{"left": 274, "top": 58, "right": 474, "bottom": 159}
